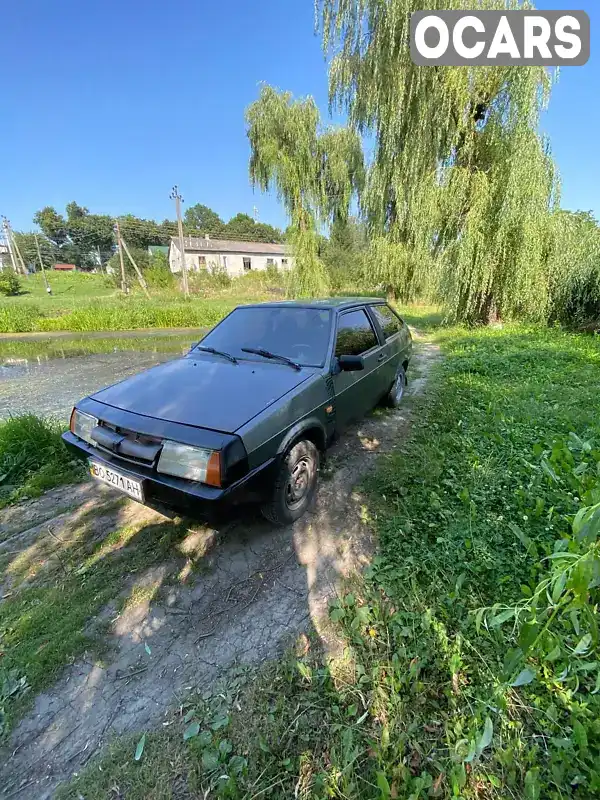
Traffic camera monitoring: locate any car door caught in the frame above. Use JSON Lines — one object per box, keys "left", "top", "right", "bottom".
{"left": 368, "top": 304, "right": 411, "bottom": 389}
{"left": 332, "top": 307, "right": 388, "bottom": 428}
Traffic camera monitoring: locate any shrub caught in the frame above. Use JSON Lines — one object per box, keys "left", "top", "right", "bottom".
{"left": 265, "top": 261, "right": 279, "bottom": 282}
{"left": 0, "top": 271, "right": 22, "bottom": 296}
{"left": 208, "top": 261, "right": 232, "bottom": 288}
{"left": 0, "top": 414, "right": 82, "bottom": 506}
{"left": 145, "top": 265, "right": 175, "bottom": 289}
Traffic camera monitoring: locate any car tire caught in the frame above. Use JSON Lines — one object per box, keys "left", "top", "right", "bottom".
{"left": 261, "top": 439, "right": 320, "bottom": 526}
{"left": 387, "top": 364, "right": 407, "bottom": 408}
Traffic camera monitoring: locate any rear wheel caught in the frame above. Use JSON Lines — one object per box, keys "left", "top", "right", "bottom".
{"left": 261, "top": 439, "right": 319, "bottom": 526}
{"left": 387, "top": 364, "right": 407, "bottom": 408}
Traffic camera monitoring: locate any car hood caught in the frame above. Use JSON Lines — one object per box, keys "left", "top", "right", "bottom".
{"left": 91, "top": 354, "right": 313, "bottom": 433}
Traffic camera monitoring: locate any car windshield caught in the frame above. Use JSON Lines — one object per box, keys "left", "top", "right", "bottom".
{"left": 197, "top": 307, "right": 332, "bottom": 367}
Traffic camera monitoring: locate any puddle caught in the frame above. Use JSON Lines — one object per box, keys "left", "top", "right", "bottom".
{"left": 0, "top": 337, "right": 193, "bottom": 420}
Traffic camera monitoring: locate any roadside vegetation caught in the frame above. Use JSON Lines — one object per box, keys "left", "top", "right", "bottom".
{"left": 0, "top": 415, "right": 82, "bottom": 508}
{"left": 0, "top": 333, "right": 194, "bottom": 362}
{"left": 52, "top": 321, "right": 600, "bottom": 799}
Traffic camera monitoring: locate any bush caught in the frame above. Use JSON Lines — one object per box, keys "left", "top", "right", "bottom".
{"left": 0, "top": 271, "right": 22, "bottom": 296}
{"left": 145, "top": 265, "right": 175, "bottom": 289}
{"left": 265, "top": 261, "right": 279, "bottom": 282}
{"left": 0, "top": 415, "right": 83, "bottom": 506}
{"left": 208, "top": 261, "right": 232, "bottom": 288}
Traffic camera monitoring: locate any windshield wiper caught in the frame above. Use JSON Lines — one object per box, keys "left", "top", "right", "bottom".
{"left": 193, "top": 345, "right": 238, "bottom": 364}
{"left": 242, "top": 347, "right": 301, "bottom": 371}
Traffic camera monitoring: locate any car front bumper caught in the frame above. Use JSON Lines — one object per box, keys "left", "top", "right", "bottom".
{"left": 62, "top": 431, "right": 275, "bottom": 521}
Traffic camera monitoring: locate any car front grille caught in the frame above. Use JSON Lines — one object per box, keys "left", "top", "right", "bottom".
{"left": 92, "top": 421, "right": 163, "bottom": 468}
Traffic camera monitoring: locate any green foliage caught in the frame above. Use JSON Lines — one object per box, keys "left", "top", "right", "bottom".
{"left": 184, "top": 202, "right": 224, "bottom": 234}
{"left": 221, "top": 212, "right": 283, "bottom": 243}
{"left": 547, "top": 210, "right": 600, "bottom": 326}
{"left": 144, "top": 251, "right": 175, "bottom": 289}
{"left": 12, "top": 232, "right": 55, "bottom": 272}
{"left": 322, "top": 216, "right": 368, "bottom": 292}
{"left": 318, "top": 0, "right": 558, "bottom": 323}
{"left": 0, "top": 271, "right": 22, "bottom": 297}
{"left": 107, "top": 245, "right": 150, "bottom": 285}
{"left": 247, "top": 85, "right": 364, "bottom": 297}
{"left": 0, "top": 297, "right": 236, "bottom": 333}
{"left": 0, "top": 415, "right": 82, "bottom": 507}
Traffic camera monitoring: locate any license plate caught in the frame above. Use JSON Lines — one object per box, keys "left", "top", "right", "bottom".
{"left": 89, "top": 461, "right": 144, "bottom": 502}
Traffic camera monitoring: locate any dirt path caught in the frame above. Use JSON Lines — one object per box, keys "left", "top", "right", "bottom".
{"left": 0, "top": 339, "right": 439, "bottom": 799}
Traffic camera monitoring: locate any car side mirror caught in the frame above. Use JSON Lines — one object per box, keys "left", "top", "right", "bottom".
{"left": 338, "top": 354, "right": 364, "bottom": 372}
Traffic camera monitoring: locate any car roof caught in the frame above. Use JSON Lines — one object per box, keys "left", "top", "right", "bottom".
{"left": 240, "top": 297, "right": 386, "bottom": 311}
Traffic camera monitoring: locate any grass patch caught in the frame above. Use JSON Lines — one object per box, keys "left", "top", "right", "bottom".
{"left": 0, "top": 270, "right": 442, "bottom": 334}
{"left": 58, "top": 323, "right": 600, "bottom": 799}
{"left": 0, "top": 415, "right": 83, "bottom": 507}
{"left": 0, "top": 333, "right": 195, "bottom": 362}
{"left": 0, "top": 297, "right": 238, "bottom": 333}
{"left": 0, "top": 515, "right": 192, "bottom": 736}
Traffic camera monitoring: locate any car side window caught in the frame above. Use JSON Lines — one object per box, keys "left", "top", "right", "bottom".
{"left": 335, "top": 309, "right": 378, "bottom": 357}
{"left": 370, "top": 304, "right": 403, "bottom": 339}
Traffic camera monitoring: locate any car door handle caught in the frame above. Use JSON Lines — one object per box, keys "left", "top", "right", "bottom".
{"left": 377, "top": 353, "right": 386, "bottom": 362}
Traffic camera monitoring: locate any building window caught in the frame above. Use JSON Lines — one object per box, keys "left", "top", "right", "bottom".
{"left": 281, "top": 258, "right": 288, "bottom": 267}
{"left": 243, "top": 257, "right": 252, "bottom": 272}
{"left": 266, "top": 258, "right": 275, "bottom": 266}
{"left": 222, "top": 256, "right": 228, "bottom": 269}
{"left": 198, "top": 255, "right": 206, "bottom": 269}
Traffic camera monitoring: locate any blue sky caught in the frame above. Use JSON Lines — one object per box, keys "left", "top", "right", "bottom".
{"left": 1, "top": 0, "right": 597, "bottom": 232}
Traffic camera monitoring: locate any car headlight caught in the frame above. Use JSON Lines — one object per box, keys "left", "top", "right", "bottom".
{"left": 157, "top": 441, "right": 221, "bottom": 487}
{"left": 70, "top": 409, "right": 98, "bottom": 445}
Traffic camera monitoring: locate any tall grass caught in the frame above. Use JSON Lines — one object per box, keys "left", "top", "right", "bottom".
{"left": 0, "top": 415, "right": 83, "bottom": 507}
{"left": 0, "top": 299, "right": 238, "bottom": 334}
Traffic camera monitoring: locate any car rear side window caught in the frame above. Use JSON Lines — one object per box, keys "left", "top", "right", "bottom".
{"left": 370, "top": 304, "right": 403, "bottom": 339}
{"left": 335, "top": 309, "right": 378, "bottom": 357}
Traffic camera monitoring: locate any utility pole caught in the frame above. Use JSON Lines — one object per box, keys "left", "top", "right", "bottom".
{"left": 121, "top": 236, "right": 151, "bottom": 299}
{"left": 34, "top": 234, "right": 52, "bottom": 294}
{"left": 115, "top": 219, "right": 128, "bottom": 294}
{"left": 253, "top": 205, "right": 259, "bottom": 222}
{"left": 96, "top": 245, "right": 105, "bottom": 275}
{"left": 11, "top": 230, "right": 27, "bottom": 275}
{"left": 2, "top": 217, "right": 25, "bottom": 274}
{"left": 1, "top": 217, "right": 18, "bottom": 273}
{"left": 170, "top": 185, "right": 189, "bottom": 298}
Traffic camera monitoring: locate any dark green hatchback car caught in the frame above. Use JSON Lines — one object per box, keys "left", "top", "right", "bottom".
{"left": 63, "top": 298, "right": 412, "bottom": 525}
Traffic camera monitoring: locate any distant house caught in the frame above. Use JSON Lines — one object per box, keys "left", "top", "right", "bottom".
{"left": 54, "top": 263, "right": 77, "bottom": 271}
{"left": 0, "top": 244, "right": 9, "bottom": 270}
{"left": 168, "top": 236, "right": 293, "bottom": 277}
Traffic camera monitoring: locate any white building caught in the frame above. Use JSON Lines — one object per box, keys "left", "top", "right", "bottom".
{"left": 168, "top": 236, "right": 293, "bottom": 277}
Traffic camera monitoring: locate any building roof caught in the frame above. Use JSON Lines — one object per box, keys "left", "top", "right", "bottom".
{"left": 170, "top": 236, "right": 289, "bottom": 255}
{"left": 54, "top": 263, "right": 77, "bottom": 270}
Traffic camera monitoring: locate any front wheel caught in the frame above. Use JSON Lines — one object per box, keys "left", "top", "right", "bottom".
{"left": 387, "top": 364, "right": 407, "bottom": 408}
{"left": 261, "top": 439, "right": 319, "bottom": 526}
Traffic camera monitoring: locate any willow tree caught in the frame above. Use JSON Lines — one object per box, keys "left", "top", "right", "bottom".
{"left": 319, "top": 0, "right": 558, "bottom": 322}
{"left": 547, "top": 210, "right": 600, "bottom": 324}
{"left": 246, "top": 85, "right": 364, "bottom": 297}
